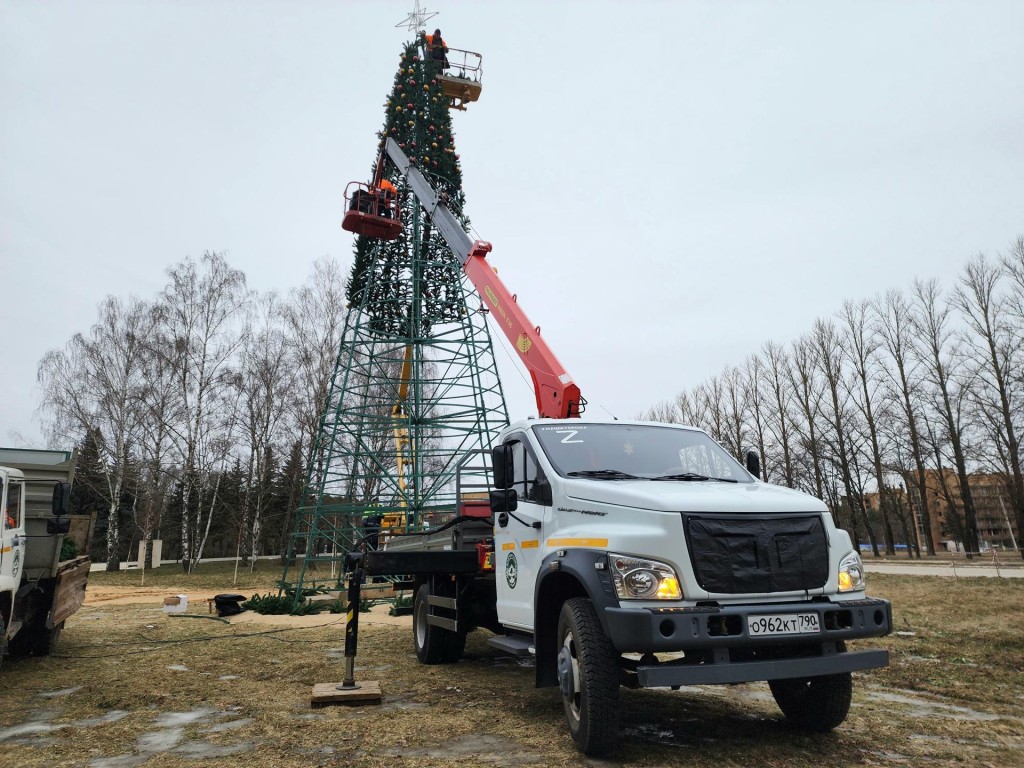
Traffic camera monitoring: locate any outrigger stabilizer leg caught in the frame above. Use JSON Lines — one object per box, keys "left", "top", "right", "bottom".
{"left": 340, "top": 552, "right": 363, "bottom": 690}
{"left": 309, "top": 552, "right": 383, "bottom": 707}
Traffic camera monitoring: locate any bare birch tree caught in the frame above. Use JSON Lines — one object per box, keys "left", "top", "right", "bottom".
{"left": 156, "top": 252, "right": 252, "bottom": 572}
{"left": 38, "top": 296, "right": 151, "bottom": 569}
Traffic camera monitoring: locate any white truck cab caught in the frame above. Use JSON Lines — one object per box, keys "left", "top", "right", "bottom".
{"left": 1, "top": 468, "right": 28, "bottom": 609}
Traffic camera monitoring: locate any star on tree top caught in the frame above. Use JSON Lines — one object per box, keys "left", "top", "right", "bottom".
{"left": 395, "top": 0, "right": 438, "bottom": 33}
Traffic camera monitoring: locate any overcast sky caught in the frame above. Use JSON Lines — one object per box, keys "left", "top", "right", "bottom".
{"left": 2, "top": 0, "right": 1022, "bottom": 449}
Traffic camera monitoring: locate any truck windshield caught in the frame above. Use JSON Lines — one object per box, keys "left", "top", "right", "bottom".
{"left": 532, "top": 424, "right": 752, "bottom": 483}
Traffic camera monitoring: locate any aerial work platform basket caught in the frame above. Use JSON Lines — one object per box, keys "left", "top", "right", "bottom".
{"left": 423, "top": 32, "right": 483, "bottom": 111}
{"left": 436, "top": 48, "right": 483, "bottom": 110}
{"left": 341, "top": 181, "right": 401, "bottom": 240}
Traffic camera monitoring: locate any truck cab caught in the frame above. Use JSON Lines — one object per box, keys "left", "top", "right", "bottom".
{"left": 1, "top": 468, "right": 29, "bottom": 635}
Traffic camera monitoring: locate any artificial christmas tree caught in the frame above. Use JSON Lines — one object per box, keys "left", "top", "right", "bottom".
{"left": 280, "top": 35, "right": 506, "bottom": 605}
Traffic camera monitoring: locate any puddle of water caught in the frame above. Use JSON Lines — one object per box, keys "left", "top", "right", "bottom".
{"left": 172, "top": 739, "right": 255, "bottom": 758}
{"left": 484, "top": 655, "right": 535, "bottom": 669}
{"left": 385, "top": 734, "right": 543, "bottom": 765}
{"left": 38, "top": 686, "right": 83, "bottom": 698}
{"left": 1, "top": 710, "right": 129, "bottom": 743}
{"left": 153, "top": 706, "right": 223, "bottom": 728}
{"left": 89, "top": 755, "right": 149, "bottom": 768}
{"left": 219, "top": 674, "right": 241, "bottom": 681}
{"left": 622, "top": 723, "right": 699, "bottom": 749}
{"left": 869, "top": 690, "right": 1007, "bottom": 721}
{"left": 0, "top": 722, "right": 62, "bottom": 742}
{"left": 138, "top": 726, "right": 185, "bottom": 751}
{"left": 70, "top": 711, "right": 130, "bottom": 728}
{"left": 205, "top": 717, "right": 254, "bottom": 733}
{"left": 166, "top": 664, "right": 190, "bottom": 672}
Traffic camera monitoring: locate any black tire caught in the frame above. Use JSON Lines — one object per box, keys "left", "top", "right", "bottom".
{"left": 413, "top": 584, "right": 464, "bottom": 664}
{"left": 556, "top": 597, "right": 620, "bottom": 756}
{"left": 7, "top": 619, "right": 63, "bottom": 658}
{"left": 769, "top": 671, "right": 853, "bottom": 732}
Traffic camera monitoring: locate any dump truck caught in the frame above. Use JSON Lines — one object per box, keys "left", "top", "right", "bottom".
{"left": 342, "top": 139, "right": 893, "bottom": 756}
{"left": 0, "top": 448, "right": 91, "bottom": 661}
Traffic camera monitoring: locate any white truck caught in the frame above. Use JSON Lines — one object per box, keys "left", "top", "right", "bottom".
{"left": 351, "top": 139, "right": 892, "bottom": 755}
{"left": 1, "top": 448, "right": 90, "bottom": 661}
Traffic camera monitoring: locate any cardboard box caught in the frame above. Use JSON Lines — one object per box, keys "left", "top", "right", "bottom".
{"left": 162, "top": 594, "right": 188, "bottom": 613}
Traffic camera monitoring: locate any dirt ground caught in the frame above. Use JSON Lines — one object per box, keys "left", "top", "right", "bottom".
{"left": 1, "top": 570, "right": 1023, "bottom": 767}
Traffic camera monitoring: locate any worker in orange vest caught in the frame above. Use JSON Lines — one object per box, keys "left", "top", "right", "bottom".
{"left": 425, "top": 28, "right": 448, "bottom": 69}
{"left": 377, "top": 179, "right": 397, "bottom": 218}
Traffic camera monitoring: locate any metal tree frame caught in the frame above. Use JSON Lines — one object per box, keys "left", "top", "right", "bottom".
{"left": 279, "top": 189, "right": 509, "bottom": 604}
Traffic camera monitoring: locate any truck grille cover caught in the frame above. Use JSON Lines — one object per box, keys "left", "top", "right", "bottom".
{"left": 684, "top": 514, "right": 829, "bottom": 594}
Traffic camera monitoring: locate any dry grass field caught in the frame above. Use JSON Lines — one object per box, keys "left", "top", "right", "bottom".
{"left": 1, "top": 564, "right": 1022, "bottom": 767}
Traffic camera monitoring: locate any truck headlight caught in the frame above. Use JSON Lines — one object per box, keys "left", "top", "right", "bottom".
{"left": 609, "top": 553, "right": 682, "bottom": 600}
{"left": 838, "top": 551, "right": 865, "bottom": 592}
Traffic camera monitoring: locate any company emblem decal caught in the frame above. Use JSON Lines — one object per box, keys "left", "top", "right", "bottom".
{"left": 516, "top": 334, "right": 532, "bottom": 353}
{"left": 505, "top": 552, "right": 518, "bottom": 590}
{"left": 11, "top": 548, "right": 20, "bottom": 580}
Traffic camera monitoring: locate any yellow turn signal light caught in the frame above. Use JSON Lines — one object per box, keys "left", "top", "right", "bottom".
{"left": 655, "top": 576, "right": 682, "bottom": 600}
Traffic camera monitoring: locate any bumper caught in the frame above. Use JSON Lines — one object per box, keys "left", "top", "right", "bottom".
{"left": 635, "top": 648, "right": 890, "bottom": 687}
{"left": 606, "top": 598, "right": 891, "bottom": 689}
{"left": 603, "top": 597, "right": 892, "bottom": 654}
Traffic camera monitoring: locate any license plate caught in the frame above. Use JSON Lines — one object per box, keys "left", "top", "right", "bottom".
{"left": 748, "top": 612, "right": 820, "bottom": 637}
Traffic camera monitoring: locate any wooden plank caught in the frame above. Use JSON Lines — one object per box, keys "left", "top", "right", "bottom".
{"left": 52, "top": 556, "right": 91, "bottom": 625}
{"left": 311, "top": 681, "right": 382, "bottom": 707}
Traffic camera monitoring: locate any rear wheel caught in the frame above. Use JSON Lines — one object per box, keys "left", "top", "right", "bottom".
{"left": 769, "top": 671, "right": 852, "bottom": 731}
{"left": 413, "top": 584, "right": 465, "bottom": 664}
{"left": 556, "top": 597, "right": 620, "bottom": 756}
{"left": 8, "top": 618, "right": 62, "bottom": 657}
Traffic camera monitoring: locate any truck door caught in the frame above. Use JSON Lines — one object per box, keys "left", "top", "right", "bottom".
{"left": 494, "top": 435, "right": 548, "bottom": 631}
{"left": 1, "top": 477, "right": 25, "bottom": 585}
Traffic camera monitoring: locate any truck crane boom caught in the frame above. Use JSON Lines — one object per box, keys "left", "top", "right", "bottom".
{"left": 384, "top": 137, "right": 584, "bottom": 419}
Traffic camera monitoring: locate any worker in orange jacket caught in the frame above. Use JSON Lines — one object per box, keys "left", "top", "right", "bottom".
{"left": 425, "top": 28, "right": 449, "bottom": 69}
{"left": 377, "top": 179, "right": 397, "bottom": 219}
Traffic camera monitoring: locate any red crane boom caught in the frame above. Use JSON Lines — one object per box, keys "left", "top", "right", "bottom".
{"left": 384, "top": 138, "right": 584, "bottom": 419}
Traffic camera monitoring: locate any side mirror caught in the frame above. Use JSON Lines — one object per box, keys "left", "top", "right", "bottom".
{"left": 52, "top": 482, "right": 72, "bottom": 516}
{"left": 47, "top": 518, "right": 71, "bottom": 535}
{"left": 489, "top": 488, "right": 518, "bottom": 514}
{"left": 491, "top": 445, "right": 515, "bottom": 490}
{"left": 745, "top": 450, "right": 761, "bottom": 479}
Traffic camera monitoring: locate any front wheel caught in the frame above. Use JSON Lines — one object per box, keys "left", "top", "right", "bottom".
{"left": 556, "top": 597, "right": 620, "bottom": 756}
{"left": 769, "top": 671, "right": 852, "bottom": 731}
